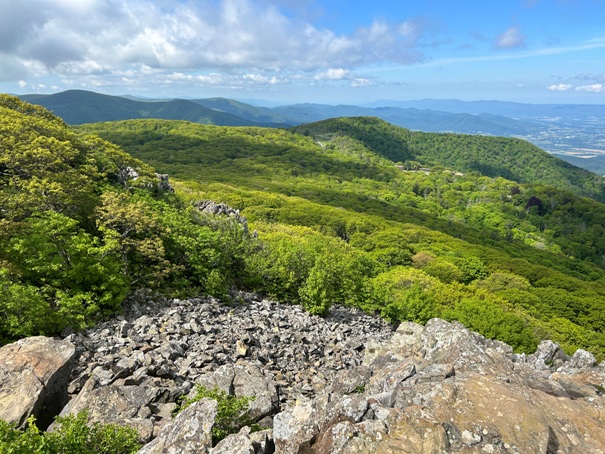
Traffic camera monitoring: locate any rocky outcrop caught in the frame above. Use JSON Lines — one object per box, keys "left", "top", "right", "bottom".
{"left": 195, "top": 200, "right": 250, "bottom": 232}
{"left": 0, "top": 336, "right": 76, "bottom": 429}
{"left": 2, "top": 292, "right": 605, "bottom": 453}
{"left": 274, "top": 318, "right": 605, "bottom": 453}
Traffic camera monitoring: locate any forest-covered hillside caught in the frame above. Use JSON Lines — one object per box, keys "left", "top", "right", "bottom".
{"left": 78, "top": 116, "right": 605, "bottom": 359}
{"left": 292, "top": 117, "right": 605, "bottom": 202}
{"left": 3, "top": 94, "right": 605, "bottom": 361}
{"left": 0, "top": 95, "right": 254, "bottom": 343}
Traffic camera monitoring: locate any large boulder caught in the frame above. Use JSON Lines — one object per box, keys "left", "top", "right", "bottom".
{"left": 136, "top": 398, "right": 217, "bottom": 454}
{"left": 0, "top": 336, "right": 76, "bottom": 429}
{"left": 55, "top": 376, "right": 154, "bottom": 442}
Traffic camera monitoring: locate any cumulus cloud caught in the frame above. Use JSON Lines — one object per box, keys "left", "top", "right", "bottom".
{"left": 493, "top": 25, "right": 527, "bottom": 50}
{"left": 0, "top": 0, "right": 429, "bottom": 90}
{"left": 547, "top": 83, "right": 573, "bottom": 91}
{"left": 575, "top": 84, "right": 603, "bottom": 92}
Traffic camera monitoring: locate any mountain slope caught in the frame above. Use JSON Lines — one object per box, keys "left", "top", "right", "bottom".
{"left": 191, "top": 97, "right": 294, "bottom": 126}
{"left": 20, "top": 90, "right": 262, "bottom": 126}
{"left": 0, "top": 96, "right": 254, "bottom": 343}
{"left": 292, "top": 116, "right": 605, "bottom": 203}
{"left": 19, "top": 90, "right": 533, "bottom": 136}
{"left": 79, "top": 117, "right": 605, "bottom": 357}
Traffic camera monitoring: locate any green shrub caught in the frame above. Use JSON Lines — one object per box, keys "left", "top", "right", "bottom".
{"left": 175, "top": 385, "right": 258, "bottom": 444}
{"left": 0, "top": 411, "right": 141, "bottom": 454}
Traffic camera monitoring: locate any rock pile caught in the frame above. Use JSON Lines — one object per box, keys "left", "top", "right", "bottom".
{"left": 61, "top": 290, "right": 394, "bottom": 442}
{"left": 274, "top": 319, "right": 605, "bottom": 453}
{"left": 2, "top": 291, "right": 605, "bottom": 453}
{"left": 195, "top": 200, "right": 250, "bottom": 232}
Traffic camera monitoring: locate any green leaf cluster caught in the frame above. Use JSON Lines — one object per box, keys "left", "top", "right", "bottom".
{"left": 0, "top": 411, "right": 141, "bottom": 454}
{"left": 0, "top": 96, "right": 252, "bottom": 343}
{"left": 175, "top": 385, "right": 259, "bottom": 444}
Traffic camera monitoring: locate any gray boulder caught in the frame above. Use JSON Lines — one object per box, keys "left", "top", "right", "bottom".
{"left": 55, "top": 376, "right": 154, "bottom": 442}
{"left": 137, "top": 398, "right": 217, "bottom": 454}
{"left": 0, "top": 336, "right": 75, "bottom": 429}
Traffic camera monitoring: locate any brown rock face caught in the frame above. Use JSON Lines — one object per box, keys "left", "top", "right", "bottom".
{"left": 0, "top": 336, "right": 76, "bottom": 429}
{"left": 274, "top": 319, "right": 605, "bottom": 453}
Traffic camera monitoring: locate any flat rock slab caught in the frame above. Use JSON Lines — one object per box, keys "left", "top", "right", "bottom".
{"left": 0, "top": 336, "right": 76, "bottom": 429}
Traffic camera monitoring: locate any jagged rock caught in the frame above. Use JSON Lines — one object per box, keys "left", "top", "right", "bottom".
{"left": 274, "top": 318, "right": 605, "bottom": 453}
{"left": 154, "top": 173, "right": 174, "bottom": 192}
{"left": 195, "top": 200, "right": 249, "bottom": 232}
{"left": 566, "top": 348, "right": 597, "bottom": 370}
{"left": 273, "top": 399, "right": 321, "bottom": 453}
{"left": 136, "top": 398, "right": 217, "bottom": 454}
{"left": 250, "top": 429, "right": 275, "bottom": 454}
{"left": 209, "top": 426, "right": 255, "bottom": 454}
{"left": 0, "top": 336, "right": 76, "bottom": 429}
{"left": 525, "top": 339, "right": 569, "bottom": 369}
{"left": 55, "top": 376, "right": 154, "bottom": 442}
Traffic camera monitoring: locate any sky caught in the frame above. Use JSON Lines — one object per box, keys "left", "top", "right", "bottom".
{"left": 1, "top": 0, "right": 605, "bottom": 104}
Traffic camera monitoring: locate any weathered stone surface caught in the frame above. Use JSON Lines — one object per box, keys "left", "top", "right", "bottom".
{"left": 42, "top": 289, "right": 605, "bottom": 453}
{"left": 209, "top": 426, "right": 255, "bottom": 454}
{"left": 136, "top": 398, "right": 217, "bottom": 454}
{"left": 0, "top": 336, "right": 75, "bottom": 429}
{"left": 55, "top": 376, "right": 154, "bottom": 442}
{"left": 275, "top": 318, "right": 605, "bottom": 453}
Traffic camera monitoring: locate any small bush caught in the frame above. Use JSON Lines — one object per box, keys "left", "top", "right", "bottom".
{"left": 0, "top": 411, "right": 141, "bottom": 454}
{"left": 176, "top": 385, "right": 258, "bottom": 444}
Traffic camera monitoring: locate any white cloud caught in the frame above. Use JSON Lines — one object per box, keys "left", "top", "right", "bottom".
{"left": 547, "top": 83, "right": 573, "bottom": 91}
{"left": 350, "top": 78, "right": 374, "bottom": 88}
{"left": 493, "top": 25, "right": 526, "bottom": 50}
{"left": 575, "top": 84, "right": 603, "bottom": 92}
{"left": 0, "top": 0, "right": 429, "bottom": 90}
{"left": 314, "top": 68, "right": 355, "bottom": 81}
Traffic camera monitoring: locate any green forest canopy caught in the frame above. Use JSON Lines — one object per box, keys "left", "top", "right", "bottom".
{"left": 2, "top": 94, "right": 605, "bottom": 360}
{"left": 77, "top": 116, "right": 605, "bottom": 359}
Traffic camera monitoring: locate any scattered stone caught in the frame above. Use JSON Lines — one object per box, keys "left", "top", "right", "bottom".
{"left": 67, "top": 293, "right": 394, "bottom": 411}
{"left": 4, "top": 289, "right": 603, "bottom": 453}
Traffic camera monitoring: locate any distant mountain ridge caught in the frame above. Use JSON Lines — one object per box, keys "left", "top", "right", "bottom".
{"left": 18, "top": 90, "right": 532, "bottom": 136}
{"left": 292, "top": 116, "right": 605, "bottom": 203}
{"left": 366, "top": 98, "right": 605, "bottom": 118}
{"left": 20, "top": 90, "right": 261, "bottom": 126}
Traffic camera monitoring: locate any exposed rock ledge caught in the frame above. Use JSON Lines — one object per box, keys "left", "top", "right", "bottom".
{"left": 1, "top": 292, "right": 604, "bottom": 453}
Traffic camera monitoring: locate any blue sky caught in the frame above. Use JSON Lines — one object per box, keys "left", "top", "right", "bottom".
{"left": 1, "top": 0, "right": 604, "bottom": 104}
